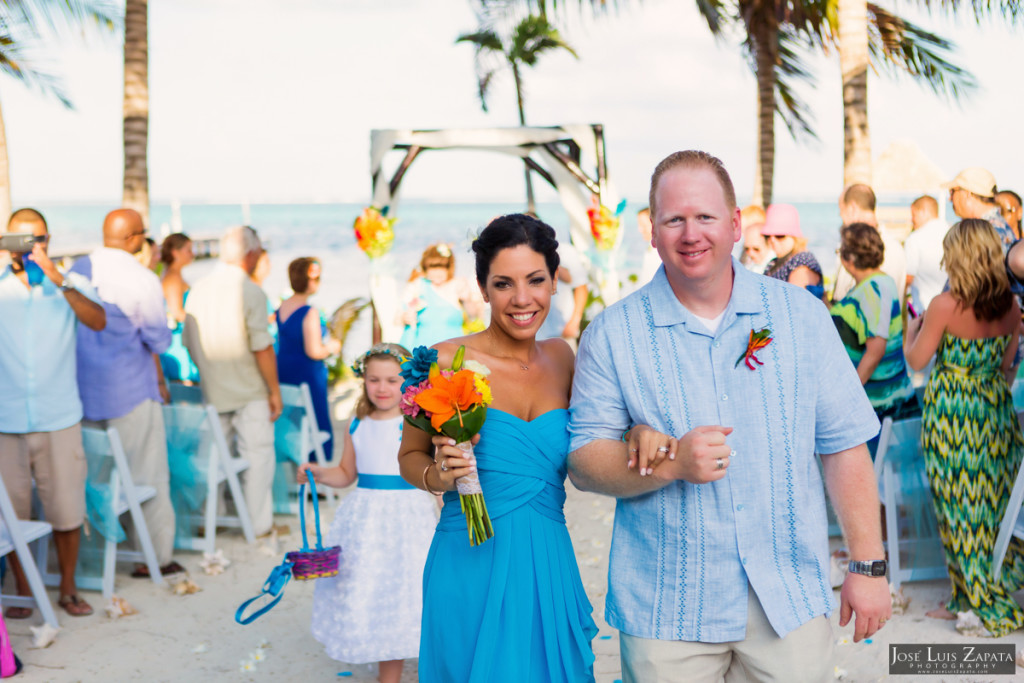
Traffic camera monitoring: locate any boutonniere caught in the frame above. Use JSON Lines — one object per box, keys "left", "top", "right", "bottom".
{"left": 735, "top": 327, "right": 773, "bottom": 370}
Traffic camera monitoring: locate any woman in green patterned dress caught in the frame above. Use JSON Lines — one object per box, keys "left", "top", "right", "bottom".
{"left": 905, "top": 218, "right": 1024, "bottom": 636}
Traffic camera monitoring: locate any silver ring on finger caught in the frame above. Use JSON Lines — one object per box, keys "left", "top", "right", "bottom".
{"left": 716, "top": 457, "right": 725, "bottom": 470}
{"left": 440, "top": 458, "right": 449, "bottom": 472}
{"left": 629, "top": 447, "right": 638, "bottom": 453}
{"left": 657, "top": 446, "right": 670, "bottom": 453}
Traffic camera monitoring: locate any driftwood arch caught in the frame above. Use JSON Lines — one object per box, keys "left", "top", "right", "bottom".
{"left": 368, "top": 124, "right": 623, "bottom": 342}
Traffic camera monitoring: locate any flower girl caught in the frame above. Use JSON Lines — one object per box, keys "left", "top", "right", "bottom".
{"left": 299, "top": 343, "right": 436, "bottom": 683}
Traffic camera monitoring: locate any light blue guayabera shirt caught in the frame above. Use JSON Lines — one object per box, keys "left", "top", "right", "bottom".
{"left": 0, "top": 266, "right": 99, "bottom": 433}
{"left": 569, "top": 260, "right": 880, "bottom": 642}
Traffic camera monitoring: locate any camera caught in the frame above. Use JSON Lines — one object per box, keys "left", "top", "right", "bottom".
{"left": 0, "top": 233, "right": 46, "bottom": 252}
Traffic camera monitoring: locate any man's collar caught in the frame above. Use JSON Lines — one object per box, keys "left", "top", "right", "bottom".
{"left": 647, "top": 258, "right": 763, "bottom": 328}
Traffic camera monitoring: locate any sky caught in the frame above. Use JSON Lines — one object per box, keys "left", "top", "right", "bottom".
{"left": 2, "top": 0, "right": 1021, "bottom": 206}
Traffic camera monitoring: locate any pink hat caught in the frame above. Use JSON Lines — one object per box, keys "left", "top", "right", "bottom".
{"left": 760, "top": 204, "right": 803, "bottom": 238}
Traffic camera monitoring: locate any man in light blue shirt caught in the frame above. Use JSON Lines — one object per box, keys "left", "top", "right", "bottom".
{"left": 71, "top": 208, "right": 181, "bottom": 578}
{"left": 0, "top": 208, "right": 105, "bottom": 618}
{"left": 568, "top": 151, "right": 891, "bottom": 681}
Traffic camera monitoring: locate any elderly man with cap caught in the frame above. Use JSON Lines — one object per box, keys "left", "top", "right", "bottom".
{"left": 944, "top": 167, "right": 1014, "bottom": 247}
{"left": 760, "top": 203, "right": 825, "bottom": 298}
{"left": 69, "top": 208, "right": 183, "bottom": 579}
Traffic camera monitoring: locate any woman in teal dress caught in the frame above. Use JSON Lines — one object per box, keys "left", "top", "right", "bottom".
{"left": 399, "top": 243, "right": 483, "bottom": 349}
{"left": 905, "top": 218, "right": 1024, "bottom": 636}
{"left": 830, "top": 223, "right": 918, "bottom": 437}
{"left": 159, "top": 233, "right": 200, "bottom": 383}
{"left": 398, "top": 214, "right": 596, "bottom": 682}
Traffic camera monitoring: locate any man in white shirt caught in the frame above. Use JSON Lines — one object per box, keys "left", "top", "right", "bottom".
{"left": 832, "top": 184, "right": 907, "bottom": 305}
{"left": 903, "top": 195, "right": 948, "bottom": 313}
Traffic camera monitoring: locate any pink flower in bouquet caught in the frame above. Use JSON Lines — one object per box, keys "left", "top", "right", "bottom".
{"left": 400, "top": 382, "right": 426, "bottom": 418}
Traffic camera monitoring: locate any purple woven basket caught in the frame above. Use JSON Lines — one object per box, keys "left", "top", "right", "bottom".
{"left": 287, "top": 480, "right": 340, "bottom": 580}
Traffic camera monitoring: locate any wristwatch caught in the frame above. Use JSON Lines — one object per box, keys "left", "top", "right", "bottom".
{"left": 58, "top": 276, "right": 75, "bottom": 293}
{"left": 848, "top": 559, "right": 887, "bottom": 577}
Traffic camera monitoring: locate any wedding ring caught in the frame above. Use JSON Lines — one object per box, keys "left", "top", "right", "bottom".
{"left": 657, "top": 446, "right": 670, "bottom": 453}
{"left": 879, "top": 618, "right": 887, "bottom": 625}
{"left": 629, "top": 447, "right": 638, "bottom": 453}
{"left": 440, "top": 458, "right": 449, "bottom": 472}
{"left": 716, "top": 458, "right": 725, "bottom": 470}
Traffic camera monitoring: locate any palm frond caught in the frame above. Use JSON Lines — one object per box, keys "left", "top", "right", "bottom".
{"left": 3, "top": 0, "right": 119, "bottom": 37}
{"left": 900, "top": 0, "right": 1022, "bottom": 23}
{"left": 774, "top": 29, "right": 819, "bottom": 140}
{"left": 455, "top": 29, "right": 505, "bottom": 54}
{"left": 0, "top": 16, "right": 72, "bottom": 106}
{"left": 510, "top": 14, "right": 577, "bottom": 65}
{"left": 867, "top": 2, "right": 977, "bottom": 99}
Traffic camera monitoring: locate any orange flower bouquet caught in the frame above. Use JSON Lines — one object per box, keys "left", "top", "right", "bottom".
{"left": 353, "top": 206, "right": 396, "bottom": 259}
{"left": 400, "top": 345, "right": 494, "bottom": 545}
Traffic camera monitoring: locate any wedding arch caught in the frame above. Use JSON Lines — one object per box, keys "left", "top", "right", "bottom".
{"left": 365, "top": 124, "right": 625, "bottom": 342}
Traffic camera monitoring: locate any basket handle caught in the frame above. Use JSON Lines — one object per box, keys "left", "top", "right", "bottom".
{"left": 298, "top": 479, "right": 324, "bottom": 552}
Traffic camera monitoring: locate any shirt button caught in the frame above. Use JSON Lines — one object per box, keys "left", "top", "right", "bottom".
{"left": 713, "top": 341, "right": 721, "bottom": 348}
{"left": 721, "top": 394, "right": 728, "bottom": 401}
{"left": 736, "top": 504, "right": 745, "bottom": 511}
{"left": 730, "top": 449, "right": 737, "bottom": 458}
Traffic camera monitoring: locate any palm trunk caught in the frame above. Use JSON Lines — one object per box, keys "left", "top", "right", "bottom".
{"left": 123, "top": 0, "right": 149, "bottom": 225}
{"left": 752, "top": 22, "right": 777, "bottom": 207}
{"left": 512, "top": 65, "right": 536, "bottom": 215}
{"left": 839, "top": 0, "right": 871, "bottom": 186}
{"left": 0, "top": 94, "right": 12, "bottom": 227}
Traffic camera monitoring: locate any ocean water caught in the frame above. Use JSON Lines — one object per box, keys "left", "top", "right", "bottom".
{"left": 36, "top": 199, "right": 870, "bottom": 357}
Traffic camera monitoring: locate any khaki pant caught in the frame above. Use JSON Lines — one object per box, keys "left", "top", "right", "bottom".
{"left": 87, "top": 399, "right": 175, "bottom": 566}
{"left": 0, "top": 424, "right": 86, "bottom": 531}
{"left": 621, "top": 587, "right": 835, "bottom": 683}
{"left": 218, "top": 400, "right": 275, "bottom": 536}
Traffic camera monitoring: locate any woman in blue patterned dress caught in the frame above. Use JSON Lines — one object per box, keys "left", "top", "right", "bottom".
{"left": 905, "top": 219, "right": 1024, "bottom": 636}
{"left": 398, "top": 214, "right": 596, "bottom": 682}
{"left": 760, "top": 203, "right": 825, "bottom": 299}
{"left": 830, "top": 222, "right": 918, "bottom": 430}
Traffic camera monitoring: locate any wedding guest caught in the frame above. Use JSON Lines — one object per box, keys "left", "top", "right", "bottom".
{"left": 184, "top": 225, "right": 284, "bottom": 538}
{"left": 276, "top": 257, "right": 341, "bottom": 461}
{"left": 398, "top": 244, "right": 482, "bottom": 349}
{"left": 904, "top": 195, "right": 948, "bottom": 313}
{"left": 399, "top": 214, "right": 597, "bottom": 681}
{"left": 159, "top": 233, "right": 200, "bottom": 384}
{"left": 905, "top": 219, "right": 1024, "bottom": 636}
{"left": 833, "top": 184, "right": 906, "bottom": 305}
{"left": 830, "top": 223, "right": 917, "bottom": 436}
{"left": 944, "top": 167, "right": 1014, "bottom": 246}
{"left": 70, "top": 208, "right": 182, "bottom": 578}
{"left": 0, "top": 208, "right": 105, "bottom": 618}
{"left": 997, "top": 190, "right": 1022, "bottom": 241}
{"left": 761, "top": 203, "right": 824, "bottom": 298}
{"left": 569, "top": 151, "right": 890, "bottom": 681}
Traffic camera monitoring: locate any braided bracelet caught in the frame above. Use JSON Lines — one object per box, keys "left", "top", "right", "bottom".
{"left": 422, "top": 463, "right": 444, "bottom": 496}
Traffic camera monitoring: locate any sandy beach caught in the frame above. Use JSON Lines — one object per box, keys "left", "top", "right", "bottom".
{"left": 6, "top": 383, "right": 1023, "bottom": 682}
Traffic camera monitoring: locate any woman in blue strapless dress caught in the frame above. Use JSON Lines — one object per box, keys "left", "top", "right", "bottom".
{"left": 159, "top": 233, "right": 200, "bottom": 383}
{"left": 275, "top": 257, "right": 341, "bottom": 460}
{"left": 398, "top": 243, "right": 484, "bottom": 349}
{"left": 399, "top": 214, "right": 597, "bottom": 683}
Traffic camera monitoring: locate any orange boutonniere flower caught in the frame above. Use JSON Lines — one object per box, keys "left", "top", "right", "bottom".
{"left": 736, "top": 327, "right": 773, "bottom": 370}
{"left": 414, "top": 368, "right": 482, "bottom": 431}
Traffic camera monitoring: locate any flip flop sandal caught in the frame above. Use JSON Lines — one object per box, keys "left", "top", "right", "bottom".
{"left": 4, "top": 606, "right": 32, "bottom": 619}
{"left": 57, "top": 594, "right": 93, "bottom": 617}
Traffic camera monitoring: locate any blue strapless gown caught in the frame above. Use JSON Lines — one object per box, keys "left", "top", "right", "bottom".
{"left": 160, "top": 290, "right": 200, "bottom": 383}
{"left": 419, "top": 408, "right": 597, "bottom": 682}
{"left": 275, "top": 305, "right": 333, "bottom": 461}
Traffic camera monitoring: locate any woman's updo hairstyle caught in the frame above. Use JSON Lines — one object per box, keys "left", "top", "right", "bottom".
{"left": 471, "top": 213, "right": 560, "bottom": 286}
{"left": 160, "top": 232, "right": 191, "bottom": 266}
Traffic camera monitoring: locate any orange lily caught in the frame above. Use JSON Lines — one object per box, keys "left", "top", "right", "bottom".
{"left": 415, "top": 367, "right": 482, "bottom": 431}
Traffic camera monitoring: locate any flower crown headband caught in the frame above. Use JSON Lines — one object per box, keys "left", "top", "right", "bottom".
{"left": 351, "top": 344, "right": 409, "bottom": 378}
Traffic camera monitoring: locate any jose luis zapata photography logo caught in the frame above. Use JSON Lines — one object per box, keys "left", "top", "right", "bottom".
{"left": 890, "top": 644, "right": 1016, "bottom": 675}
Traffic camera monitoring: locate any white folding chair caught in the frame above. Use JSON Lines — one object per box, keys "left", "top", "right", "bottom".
{"left": 0, "top": 473, "right": 59, "bottom": 628}
{"left": 991, "top": 410, "right": 1024, "bottom": 581}
{"left": 875, "top": 415, "right": 948, "bottom": 589}
{"left": 37, "top": 427, "right": 165, "bottom": 600}
{"left": 167, "top": 382, "right": 204, "bottom": 405}
{"left": 163, "top": 402, "right": 256, "bottom": 554}
{"left": 274, "top": 383, "right": 337, "bottom": 513}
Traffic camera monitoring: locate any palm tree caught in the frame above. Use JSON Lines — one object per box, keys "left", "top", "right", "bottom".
{"left": 457, "top": 13, "right": 578, "bottom": 214}
{"left": 493, "top": 0, "right": 973, "bottom": 205}
{"left": 122, "top": 0, "right": 147, "bottom": 224}
{"left": 0, "top": 1, "right": 115, "bottom": 225}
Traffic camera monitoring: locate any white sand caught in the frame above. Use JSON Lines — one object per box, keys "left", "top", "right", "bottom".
{"left": 7, "top": 386, "right": 1022, "bottom": 681}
